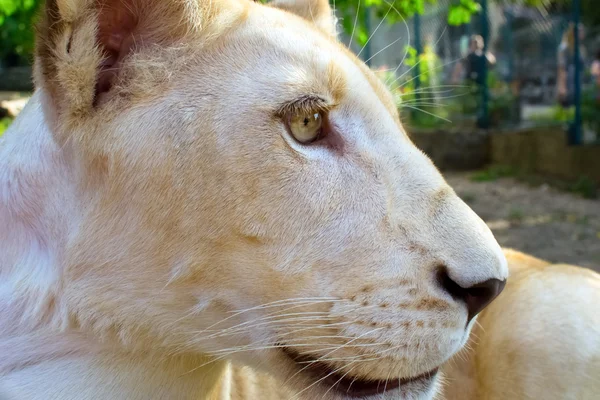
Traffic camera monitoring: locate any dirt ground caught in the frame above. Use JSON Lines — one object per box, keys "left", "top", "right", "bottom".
{"left": 446, "top": 172, "right": 600, "bottom": 273}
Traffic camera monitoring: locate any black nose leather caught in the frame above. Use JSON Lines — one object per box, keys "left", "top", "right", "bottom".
{"left": 438, "top": 270, "right": 506, "bottom": 323}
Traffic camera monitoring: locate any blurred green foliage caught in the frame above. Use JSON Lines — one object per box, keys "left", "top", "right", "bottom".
{"left": 0, "top": 116, "right": 12, "bottom": 135}
{"left": 400, "top": 44, "right": 447, "bottom": 127}
{"left": 255, "top": 0, "right": 490, "bottom": 46}
{"left": 337, "top": 0, "right": 436, "bottom": 46}
{"left": 0, "top": 0, "right": 40, "bottom": 67}
{"left": 581, "top": 89, "right": 600, "bottom": 137}
{"left": 2, "top": 0, "right": 597, "bottom": 66}
{"left": 569, "top": 175, "right": 598, "bottom": 199}
{"left": 470, "top": 165, "right": 598, "bottom": 199}
{"left": 335, "top": 0, "right": 595, "bottom": 46}
{"left": 448, "top": 0, "right": 481, "bottom": 25}
{"left": 529, "top": 89, "right": 599, "bottom": 138}
{"left": 471, "top": 165, "right": 518, "bottom": 182}
{"left": 374, "top": 50, "right": 520, "bottom": 130}
{"left": 372, "top": 44, "right": 450, "bottom": 129}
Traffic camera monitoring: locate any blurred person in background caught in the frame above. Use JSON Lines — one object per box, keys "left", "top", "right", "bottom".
{"left": 451, "top": 35, "right": 496, "bottom": 85}
{"left": 451, "top": 34, "right": 497, "bottom": 128}
{"left": 465, "top": 35, "right": 497, "bottom": 86}
{"left": 557, "top": 23, "right": 586, "bottom": 108}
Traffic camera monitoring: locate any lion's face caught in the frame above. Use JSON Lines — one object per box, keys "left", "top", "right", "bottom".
{"left": 34, "top": 0, "right": 508, "bottom": 398}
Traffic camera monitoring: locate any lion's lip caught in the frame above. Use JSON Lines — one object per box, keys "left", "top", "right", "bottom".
{"left": 281, "top": 347, "right": 439, "bottom": 398}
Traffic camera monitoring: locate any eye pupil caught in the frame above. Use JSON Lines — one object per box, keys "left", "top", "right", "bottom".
{"left": 286, "top": 111, "right": 326, "bottom": 144}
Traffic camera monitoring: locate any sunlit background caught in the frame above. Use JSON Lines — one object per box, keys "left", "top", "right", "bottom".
{"left": 0, "top": 0, "right": 598, "bottom": 271}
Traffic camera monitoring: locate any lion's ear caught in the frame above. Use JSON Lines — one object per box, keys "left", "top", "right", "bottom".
{"left": 270, "top": 0, "right": 337, "bottom": 38}
{"left": 35, "top": 0, "right": 206, "bottom": 123}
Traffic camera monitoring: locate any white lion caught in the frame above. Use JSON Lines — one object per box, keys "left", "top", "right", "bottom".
{"left": 5, "top": 1, "right": 588, "bottom": 399}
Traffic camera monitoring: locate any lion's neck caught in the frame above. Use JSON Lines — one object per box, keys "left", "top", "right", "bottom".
{"left": 0, "top": 91, "right": 230, "bottom": 399}
{"left": 0, "top": 330, "right": 230, "bottom": 399}
{"left": 0, "top": 90, "right": 74, "bottom": 331}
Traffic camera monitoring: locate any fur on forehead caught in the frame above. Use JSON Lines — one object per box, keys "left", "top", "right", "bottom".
{"left": 269, "top": 0, "right": 338, "bottom": 37}
{"left": 34, "top": 0, "right": 338, "bottom": 145}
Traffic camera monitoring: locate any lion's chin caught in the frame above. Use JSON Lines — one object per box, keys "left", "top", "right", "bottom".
{"left": 280, "top": 347, "right": 440, "bottom": 399}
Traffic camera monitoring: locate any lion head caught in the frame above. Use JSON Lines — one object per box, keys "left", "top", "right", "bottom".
{"left": 1, "top": 0, "right": 507, "bottom": 398}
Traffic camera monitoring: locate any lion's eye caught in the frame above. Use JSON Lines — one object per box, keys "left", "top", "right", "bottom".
{"left": 288, "top": 112, "right": 323, "bottom": 144}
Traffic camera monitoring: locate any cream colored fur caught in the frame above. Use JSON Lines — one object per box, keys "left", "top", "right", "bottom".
{"left": 220, "top": 250, "right": 600, "bottom": 399}
{"left": 0, "top": 1, "right": 509, "bottom": 399}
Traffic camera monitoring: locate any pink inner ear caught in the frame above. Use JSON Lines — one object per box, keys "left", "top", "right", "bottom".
{"left": 94, "top": 0, "right": 139, "bottom": 105}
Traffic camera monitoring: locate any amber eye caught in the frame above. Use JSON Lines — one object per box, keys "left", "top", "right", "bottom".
{"left": 288, "top": 112, "right": 324, "bottom": 144}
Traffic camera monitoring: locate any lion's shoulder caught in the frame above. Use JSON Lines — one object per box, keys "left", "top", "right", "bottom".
{"left": 217, "top": 363, "right": 295, "bottom": 400}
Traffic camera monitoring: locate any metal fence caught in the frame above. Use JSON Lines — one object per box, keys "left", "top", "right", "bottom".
{"left": 342, "top": 0, "right": 600, "bottom": 145}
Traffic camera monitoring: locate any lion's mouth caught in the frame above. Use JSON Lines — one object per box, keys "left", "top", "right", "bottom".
{"left": 281, "top": 347, "right": 439, "bottom": 398}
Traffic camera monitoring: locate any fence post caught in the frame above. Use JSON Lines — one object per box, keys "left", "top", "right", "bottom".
{"left": 572, "top": 0, "right": 583, "bottom": 145}
{"left": 504, "top": 7, "right": 519, "bottom": 125}
{"left": 504, "top": 9, "right": 514, "bottom": 83}
{"left": 480, "top": 0, "right": 490, "bottom": 129}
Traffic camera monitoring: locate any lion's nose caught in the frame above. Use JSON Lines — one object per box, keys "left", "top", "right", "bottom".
{"left": 438, "top": 269, "right": 506, "bottom": 323}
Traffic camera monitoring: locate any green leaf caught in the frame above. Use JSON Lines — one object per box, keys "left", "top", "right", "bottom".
{"left": 0, "top": 0, "right": 18, "bottom": 16}
{"left": 357, "top": 29, "right": 369, "bottom": 46}
{"left": 336, "top": 0, "right": 481, "bottom": 38}
{"left": 460, "top": 0, "right": 481, "bottom": 13}
{"left": 448, "top": 5, "right": 472, "bottom": 26}
{"left": 24, "top": 0, "right": 36, "bottom": 10}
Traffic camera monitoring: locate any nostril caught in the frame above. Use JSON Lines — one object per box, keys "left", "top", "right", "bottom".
{"left": 462, "top": 279, "right": 506, "bottom": 322}
{"left": 437, "top": 268, "right": 506, "bottom": 323}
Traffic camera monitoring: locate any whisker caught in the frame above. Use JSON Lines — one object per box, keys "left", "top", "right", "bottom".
{"left": 229, "top": 297, "right": 340, "bottom": 314}
{"left": 291, "top": 360, "right": 361, "bottom": 400}
{"left": 347, "top": 0, "right": 361, "bottom": 49}
{"left": 401, "top": 90, "right": 456, "bottom": 98}
{"left": 392, "top": 56, "right": 463, "bottom": 89}
{"left": 401, "top": 91, "right": 468, "bottom": 101}
{"left": 208, "top": 341, "right": 389, "bottom": 357}
{"left": 168, "top": 297, "right": 338, "bottom": 333}
{"left": 474, "top": 319, "right": 486, "bottom": 333}
{"left": 382, "top": 368, "right": 394, "bottom": 395}
{"left": 380, "top": 0, "right": 411, "bottom": 80}
{"left": 196, "top": 302, "right": 384, "bottom": 341}
{"left": 195, "top": 314, "right": 338, "bottom": 340}
{"left": 356, "top": 3, "right": 393, "bottom": 59}
{"left": 282, "top": 328, "right": 384, "bottom": 387}
{"left": 198, "top": 303, "right": 340, "bottom": 333}
{"left": 188, "top": 317, "right": 356, "bottom": 346}
{"left": 408, "top": 84, "right": 468, "bottom": 92}
{"left": 401, "top": 102, "right": 451, "bottom": 108}
{"left": 320, "top": 364, "right": 359, "bottom": 399}
{"left": 283, "top": 334, "right": 364, "bottom": 343}
{"left": 277, "top": 319, "right": 357, "bottom": 333}
{"left": 364, "top": 37, "right": 402, "bottom": 65}
{"left": 400, "top": 105, "right": 452, "bottom": 123}
{"left": 345, "top": 373, "right": 360, "bottom": 394}
{"left": 388, "top": 25, "right": 448, "bottom": 87}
